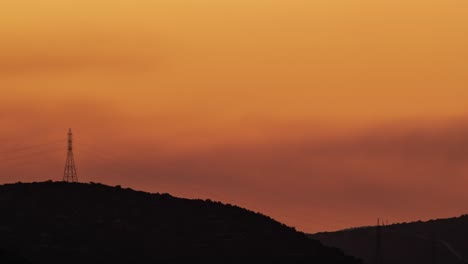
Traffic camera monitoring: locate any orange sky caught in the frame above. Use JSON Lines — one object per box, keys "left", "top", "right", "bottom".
{"left": 1, "top": 0, "right": 468, "bottom": 232}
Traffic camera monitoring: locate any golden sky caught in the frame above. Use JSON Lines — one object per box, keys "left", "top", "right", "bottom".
{"left": 1, "top": 0, "right": 468, "bottom": 232}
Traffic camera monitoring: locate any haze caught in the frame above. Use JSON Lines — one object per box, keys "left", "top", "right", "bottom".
{"left": 1, "top": 0, "right": 468, "bottom": 232}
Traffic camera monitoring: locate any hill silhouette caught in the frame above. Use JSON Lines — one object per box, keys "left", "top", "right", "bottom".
{"left": 0, "top": 181, "right": 360, "bottom": 263}
{"left": 0, "top": 249, "right": 31, "bottom": 264}
{"left": 311, "top": 216, "right": 468, "bottom": 264}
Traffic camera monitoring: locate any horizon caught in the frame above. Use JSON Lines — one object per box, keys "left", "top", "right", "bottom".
{"left": 1, "top": 0, "right": 468, "bottom": 233}
{"left": 3, "top": 179, "right": 467, "bottom": 234}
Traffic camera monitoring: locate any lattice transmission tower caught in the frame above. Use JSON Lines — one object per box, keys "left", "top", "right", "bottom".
{"left": 63, "top": 128, "right": 78, "bottom": 182}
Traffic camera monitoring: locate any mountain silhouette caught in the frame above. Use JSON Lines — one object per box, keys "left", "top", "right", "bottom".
{"left": 0, "top": 181, "right": 360, "bottom": 263}
{"left": 311, "top": 216, "right": 468, "bottom": 264}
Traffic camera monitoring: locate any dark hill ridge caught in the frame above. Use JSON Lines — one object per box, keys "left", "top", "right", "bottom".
{"left": 0, "top": 249, "right": 31, "bottom": 264}
{"left": 0, "top": 182, "right": 360, "bottom": 263}
{"left": 311, "top": 216, "right": 468, "bottom": 264}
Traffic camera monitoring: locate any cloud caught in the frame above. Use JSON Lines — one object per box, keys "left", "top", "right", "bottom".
{"left": 0, "top": 32, "right": 161, "bottom": 76}
{"left": 1, "top": 102, "right": 468, "bottom": 232}
{"left": 77, "top": 118, "right": 468, "bottom": 232}
{"left": 0, "top": 54, "right": 157, "bottom": 76}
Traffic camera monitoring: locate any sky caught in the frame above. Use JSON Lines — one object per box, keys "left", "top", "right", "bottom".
{"left": 1, "top": 0, "right": 468, "bottom": 232}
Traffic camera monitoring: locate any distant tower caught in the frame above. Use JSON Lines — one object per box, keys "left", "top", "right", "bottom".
{"left": 63, "top": 128, "right": 78, "bottom": 182}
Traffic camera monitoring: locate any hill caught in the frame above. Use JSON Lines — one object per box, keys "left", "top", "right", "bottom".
{"left": 311, "top": 216, "right": 468, "bottom": 264}
{"left": 0, "top": 181, "right": 360, "bottom": 263}
{"left": 0, "top": 249, "right": 31, "bottom": 264}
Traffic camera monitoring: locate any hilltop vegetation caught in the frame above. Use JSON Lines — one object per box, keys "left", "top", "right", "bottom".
{"left": 0, "top": 182, "right": 360, "bottom": 263}
{"left": 312, "top": 216, "right": 468, "bottom": 264}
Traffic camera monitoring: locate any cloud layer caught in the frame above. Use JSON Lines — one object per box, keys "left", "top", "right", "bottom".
{"left": 1, "top": 104, "right": 468, "bottom": 232}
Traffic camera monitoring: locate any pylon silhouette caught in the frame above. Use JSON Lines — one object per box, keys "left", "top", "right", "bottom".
{"left": 63, "top": 128, "right": 78, "bottom": 182}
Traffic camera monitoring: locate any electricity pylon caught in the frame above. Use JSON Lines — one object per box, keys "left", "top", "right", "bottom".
{"left": 63, "top": 128, "right": 78, "bottom": 182}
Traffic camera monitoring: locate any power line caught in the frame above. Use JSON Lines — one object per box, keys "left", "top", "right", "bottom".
{"left": 0, "top": 140, "right": 62, "bottom": 156}
{"left": 0, "top": 146, "right": 62, "bottom": 164}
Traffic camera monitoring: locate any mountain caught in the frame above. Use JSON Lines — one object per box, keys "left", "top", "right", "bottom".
{"left": 311, "top": 216, "right": 468, "bottom": 264}
{"left": 0, "top": 181, "right": 360, "bottom": 264}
